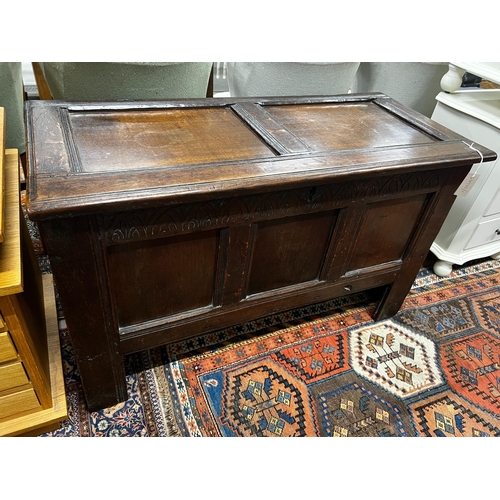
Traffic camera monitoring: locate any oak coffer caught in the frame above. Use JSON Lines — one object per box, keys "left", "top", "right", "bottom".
{"left": 25, "top": 94, "right": 496, "bottom": 410}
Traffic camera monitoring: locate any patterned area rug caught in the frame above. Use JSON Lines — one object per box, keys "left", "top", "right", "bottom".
{"left": 157, "top": 260, "right": 500, "bottom": 437}
{"left": 24, "top": 193, "right": 500, "bottom": 437}
{"left": 37, "top": 257, "right": 500, "bottom": 437}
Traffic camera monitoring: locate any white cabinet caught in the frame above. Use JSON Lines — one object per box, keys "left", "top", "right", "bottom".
{"left": 430, "top": 63, "right": 500, "bottom": 276}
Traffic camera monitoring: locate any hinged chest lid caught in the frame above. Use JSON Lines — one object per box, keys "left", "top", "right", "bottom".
{"left": 25, "top": 93, "right": 496, "bottom": 220}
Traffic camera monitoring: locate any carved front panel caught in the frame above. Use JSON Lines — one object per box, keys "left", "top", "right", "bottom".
{"left": 246, "top": 211, "right": 338, "bottom": 296}
{"left": 107, "top": 229, "right": 220, "bottom": 329}
{"left": 99, "top": 171, "right": 445, "bottom": 335}
{"left": 345, "top": 193, "right": 431, "bottom": 273}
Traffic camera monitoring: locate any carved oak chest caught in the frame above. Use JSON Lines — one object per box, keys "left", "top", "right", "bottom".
{"left": 25, "top": 94, "right": 496, "bottom": 410}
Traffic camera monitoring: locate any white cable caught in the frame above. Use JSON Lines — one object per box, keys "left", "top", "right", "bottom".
{"left": 462, "top": 141, "right": 484, "bottom": 177}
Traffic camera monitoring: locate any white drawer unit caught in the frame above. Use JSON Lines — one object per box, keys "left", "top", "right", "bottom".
{"left": 430, "top": 63, "right": 500, "bottom": 276}
{"left": 485, "top": 186, "right": 500, "bottom": 216}
{"left": 466, "top": 216, "right": 500, "bottom": 250}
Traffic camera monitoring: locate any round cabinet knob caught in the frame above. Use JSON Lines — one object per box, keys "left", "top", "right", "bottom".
{"left": 496, "top": 229, "right": 500, "bottom": 236}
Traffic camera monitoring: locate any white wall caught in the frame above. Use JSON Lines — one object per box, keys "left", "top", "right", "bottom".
{"left": 22, "top": 62, "right": 36, "bottom": 86}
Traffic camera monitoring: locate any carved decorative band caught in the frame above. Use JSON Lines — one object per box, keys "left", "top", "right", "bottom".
{"left": 103, "top": 171, "right": 444, "bottom": 245}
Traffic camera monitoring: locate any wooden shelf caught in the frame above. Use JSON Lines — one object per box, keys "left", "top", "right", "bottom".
{"left": 0, "top": 148, "right": 67, "bottom": 436}
{"left": 0, "top": 149, "right": 22, "bottom": 296}
{"left": 0, "top": 273, "right": 67, "bottom": 436}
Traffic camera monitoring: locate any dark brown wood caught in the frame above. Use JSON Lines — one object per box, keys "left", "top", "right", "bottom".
{"left": 206, "top": 63, "right": 214, "bottom": 98}
{"left": 25, "top": 94, "right": 497, "bottom": 410}
{"left": 108, "top": 230, "right": 219, "bottom": 326}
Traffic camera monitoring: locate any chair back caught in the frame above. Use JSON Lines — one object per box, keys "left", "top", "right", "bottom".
{"left": 227, "top": 62, "right": 360, "bottom": 97}
{"left": 0, "top": 62, "right": 25, "bottom": 154}
{"left": 353, "top": 62, "right": 449, "bottom": 117}
{"left": 39, "top": 62, "right": 213, "bottom": 101}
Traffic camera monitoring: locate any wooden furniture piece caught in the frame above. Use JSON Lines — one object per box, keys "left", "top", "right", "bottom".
{"left": 0, "top": 148, "right": 66, "bottom": 436}
{"left": 430, "top": 63, "right": 500, "bottom": 276}
{"left": 25, "top": 94, "right": 496, "bottom": 410}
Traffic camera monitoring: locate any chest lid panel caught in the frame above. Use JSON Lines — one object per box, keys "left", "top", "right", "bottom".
{"left": 25, "top": 94, "right": 496, "bottom": 219}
